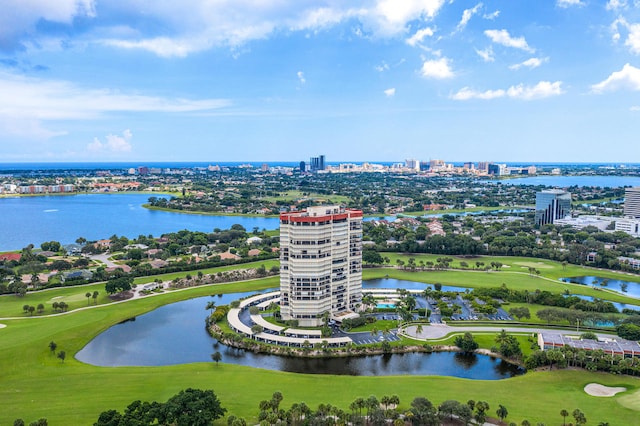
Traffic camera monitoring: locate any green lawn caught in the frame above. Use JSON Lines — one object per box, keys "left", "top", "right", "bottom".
{"left": 363, "top": 257, "right": 640, "bottom": 305}
{"left": 2, "top": 260, "right": 640, "bottom": 424}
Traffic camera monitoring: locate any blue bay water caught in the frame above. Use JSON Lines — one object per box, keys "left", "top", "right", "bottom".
{"left": 0, "top": 194, "right": 279, "bottom": 251}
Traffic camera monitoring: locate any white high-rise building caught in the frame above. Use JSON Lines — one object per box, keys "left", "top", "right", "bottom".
{"left": 624, "top": 187, "right": 640, "bottom": 219}
{"left": 279, "top": 206, "right": 363, "bottom": 327}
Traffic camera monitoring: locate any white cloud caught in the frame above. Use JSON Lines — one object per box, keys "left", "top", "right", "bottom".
{"left": 420, "top": 57, "right": 454, "bottom": 79}
{"left": 297, "top": 71, "right": 306, "bottom": 84}
{"left": 0, "top": 71, "right": 229, "bottom": 139}
{"left": 0, "top": 0, "right": 95, "bottom": 51}
{"left": 456, "top": 3, "right": 483, "bottom": 32}
{"left": 451, "top": 81, "right": 564, "bottom": 100}
{"left": 507, "top": 81, "right": 564, "bottom": 100}
{"left": 88, "top": 129, "right": 133, "bottom": 153}
{"left": 2, "top": 1, "right": 449, "bottom": 56}
{"left": 384, "top": 88, "right": 396, "bottom": 97}
{"left": 485, "top": 29, "right": 535, "bottom": 52}
{"left": 611, "top": 18, "right": 640, "bottom": 54}
{"left": 631, "top": 105, "right": 640, "bottom": 111}
{"left": 509, "top": 57, "right": 548, "bottom": 70}
{"left": 406, "top": 27, "right": 435, "bottom": 46}
{"left": 591, "top": 63, "right": 640, "bottom": 93}
{"left": 450, "top": 87, "right": 505, "bottom": 100}
{"left": 606, "top": 0, "right": 628, "bottom": 10}
{"left": 557, "top": 0, "right": 585, "bottom": 8}
{"left": 370, "top": 0, "right": 446, "bottom": 36}
{"left": 475, "top": 46, "right": 494, "bottom": 62}
{"left": 483, "top": 10, "right": 500, "bottom": 20}
{"left": 374, "top": 62, "right": 390, "bottom": 72}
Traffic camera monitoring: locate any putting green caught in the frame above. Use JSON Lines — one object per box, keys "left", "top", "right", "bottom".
{"left": 514, "top": 261, "right": 554, "bottom": 269}
{"left": 617, "top": 387, "right": 640, "bottom": 411}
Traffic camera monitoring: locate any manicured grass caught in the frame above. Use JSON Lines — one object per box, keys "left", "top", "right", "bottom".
{"left": 259, "top": 190, "right": 351, "bottom": 204}
{"left": 432, "top": 332, "right": 537, "bottom": 357}
{"left": 363, "top": 262, "right": 640, "bottom": 305}
{"left": 2, "top": 259, "right": 640, "bottom": 424}
{"left": 350, "top": 319, "right": 398, "bottom": 333}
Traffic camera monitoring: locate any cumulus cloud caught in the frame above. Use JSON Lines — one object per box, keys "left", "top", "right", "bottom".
{"left": 509, "top": 57, "right": 548, "bottom": 70}
{"left": 485, "top": 29, "right": 535, "bottom": 52}
{"left": 297, "top": 71, "right": 306, "bottom": 84}
{"left": 456, "top": 3, "right": 483, "bottom": 32}
{"left": 451, "top": 81, "right": 564, "bottom": 100}
{"left": 370, "top": 0, "right": 445, "bottom": 36}
{"left": 631, "top": 105, "right": 640, "bottom": 111}
{"left": 88, "top": 129, "right": 133, "bottom": 153}
{"left": 611, "top": 18, "right": 640, "bottom": 54}
{"left": 406, "top": 27, "right": 435, "bottom": 46}
{"left": 475, "top": 46, "right": 494, "bottom": 62}
{"left": 591, "top": 63, "right": 640, "bottom": 93}
{"left": 420, "top": 57, "right": 454, "bottom": 79}
{"left": 384, "top": 87, "right": 396, "bottom": 97}
{"left": 557, "top": 0, "right": 585, "bottom": 8}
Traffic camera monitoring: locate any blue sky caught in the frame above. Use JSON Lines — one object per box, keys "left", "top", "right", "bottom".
{"left": 1, "top": 0, "right": 640, "bottom": 163}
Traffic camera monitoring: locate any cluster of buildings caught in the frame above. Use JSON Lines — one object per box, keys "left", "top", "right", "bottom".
{"left": 536, "top": 187, "right": 640, "bottom": 238}
{"left": 0, "top": 184, "right": 75, "bottom": 195}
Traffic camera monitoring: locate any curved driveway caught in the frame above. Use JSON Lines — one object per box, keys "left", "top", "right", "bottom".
{"left": 402, "top": 324, "right": 616, "bottom": 340}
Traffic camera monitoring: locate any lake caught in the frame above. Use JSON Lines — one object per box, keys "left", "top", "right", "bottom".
{"left": 76, "top": 285, "right": 523, "bottom": 379}
{"left": 0, "top": 194, "right": 279, "bottom": 251}
{"left": 561, "top": 276, "right": 640, "bottom": 299}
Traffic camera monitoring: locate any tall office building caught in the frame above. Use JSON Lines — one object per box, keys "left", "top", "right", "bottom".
{"left": 310, "top": 155, "right": 326, "bottom": 172}
{"left": 624, "top": 187, "right": 640, "bottom": 218}
{"left": 279, "top": 206, "right": 363, "bottom": 327}
{"left": 535, "top": 189, "right": 571, "bottom": 226}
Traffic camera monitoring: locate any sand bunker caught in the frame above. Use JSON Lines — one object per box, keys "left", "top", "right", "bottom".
{"left": 0, "top": 324, "right": 6, "bottom": 330}
{"left": 584, "top": 383, "right": 627, "bottom": 397}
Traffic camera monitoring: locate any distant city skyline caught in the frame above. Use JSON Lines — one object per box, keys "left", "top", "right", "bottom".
{"left": 1, "top": 1, "right": 640, "bottom": 162}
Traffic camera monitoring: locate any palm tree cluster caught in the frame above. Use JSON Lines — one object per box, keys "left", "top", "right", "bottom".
{"left": 526, "top": 344, "right": 640, "bottom": 375}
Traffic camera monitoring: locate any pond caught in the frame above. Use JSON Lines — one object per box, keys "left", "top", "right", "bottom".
{"left": 364, "top": 278, "right": 469, "bottom": 293}
{"left": 76, "top": 283, "right": 523, "bottom": 379}
{"left": 561, "top": 276, "right": 640, "bottom": 299}
{"left": 564, "top": 293, "right": 640, "bottom": 312}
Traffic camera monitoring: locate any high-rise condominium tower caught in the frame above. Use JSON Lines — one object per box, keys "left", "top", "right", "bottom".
{"left": 279, "top": 206, "right": 362, "bottom": 327}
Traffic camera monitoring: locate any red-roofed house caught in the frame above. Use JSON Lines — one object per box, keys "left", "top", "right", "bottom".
{"left": 0, "top": 253, "right": 21, "bottom": 262}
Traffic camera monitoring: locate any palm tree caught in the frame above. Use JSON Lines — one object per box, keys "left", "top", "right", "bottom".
{"left": 205, "top": 301, "right": 216, "bottom": 314}
{"left": 92, "top": 290, "right": 99, "bottom": 305}
{"left": 496, "top": 405, "right": 508, "bottom": 422}
{"left": 416, "top": 323, "right": 424, "bottom": 336}
{"left": 30, "top": 273, "right": 40, "bottom": 289}
{"left": 210, "top": 351, "right": 222, "bottom": 365}
{"left": 85, "top": 292, "right": 91, "bottom": 305}
{"left": 57, "top": 351, "right": 66, "bottom": 363}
